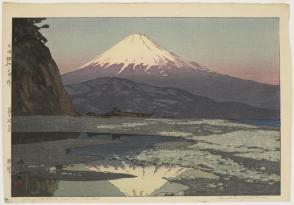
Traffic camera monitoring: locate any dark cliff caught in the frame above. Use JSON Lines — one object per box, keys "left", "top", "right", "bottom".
{"left": 12, "top": 18, "right": 76, "bottom": 115}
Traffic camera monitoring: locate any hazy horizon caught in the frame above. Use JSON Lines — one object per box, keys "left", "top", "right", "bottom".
{"left": 40, "top": 17, "right": 279, "bottom": 85}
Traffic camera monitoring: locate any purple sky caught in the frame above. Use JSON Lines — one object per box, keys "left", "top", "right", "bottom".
{"left": 41, "top": 17, "right": 279, "bottom": 85}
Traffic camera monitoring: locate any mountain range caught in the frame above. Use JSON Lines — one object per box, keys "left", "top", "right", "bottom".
{"left": 62, "top": 34, "right": 279, "bottom": 111}
{"left": 65, "top": 77, "right": 278, "bottom": 119}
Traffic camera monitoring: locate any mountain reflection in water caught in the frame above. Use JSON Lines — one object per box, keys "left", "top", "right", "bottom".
{"left": 12, "top": 132, "right": 192, "bottom": 197}
{"left": 12, "top": 163, "right": 189, "bottom": 197}
{"left": 86, "top": 162, "right": 189, "bottom": 196}
{"left": 12, "top": 118, "right": 281, "bottom": 197}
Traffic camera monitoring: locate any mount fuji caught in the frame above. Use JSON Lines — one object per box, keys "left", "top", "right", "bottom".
{"left": 62, "top": 34, "right": 279, "bottom": 110}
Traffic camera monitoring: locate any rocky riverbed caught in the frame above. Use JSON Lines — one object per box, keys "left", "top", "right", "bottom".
{"left": 12, "top": 116, "right": 280, "bottom": 196}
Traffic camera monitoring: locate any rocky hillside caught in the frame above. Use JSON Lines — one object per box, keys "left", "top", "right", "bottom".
{"left": 12, "top": 18, "right": 76, "bottom": 115}
{"left": 65, "top": 77, "right": 278, "bottom": 119}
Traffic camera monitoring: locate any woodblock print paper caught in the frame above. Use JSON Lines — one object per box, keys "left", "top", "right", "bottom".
{"left": 2, "top": 2, "right": 292, "bottom": 203}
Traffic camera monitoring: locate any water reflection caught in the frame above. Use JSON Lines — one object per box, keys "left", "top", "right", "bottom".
{"left": 12, "top": 163, "right": 190, "bottom": 197}
{"left": 86, "top": 162, "right": 189, "bottom": 196}
{"left": 11, "top": 132, "right": 194, "bottom": 196}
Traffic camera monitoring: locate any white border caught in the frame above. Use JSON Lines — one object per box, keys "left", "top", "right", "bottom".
{"left": 0, "top": 1, "right": 293, "bottom": 205}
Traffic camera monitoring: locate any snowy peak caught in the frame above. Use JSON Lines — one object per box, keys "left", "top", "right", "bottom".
{"left": 80, "top": 33, "right": 207, "bottom": 74}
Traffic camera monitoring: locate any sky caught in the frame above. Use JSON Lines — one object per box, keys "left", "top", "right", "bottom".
{"left": 40, "top": 17, "right": 279, "bottom": 85}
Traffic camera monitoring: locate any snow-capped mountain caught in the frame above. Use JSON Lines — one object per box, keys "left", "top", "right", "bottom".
{"left": 78, "top": 33, "right": 207, "bottom": 76}
{"left": 62, "top": 34, "right": 280, "bottom": 111}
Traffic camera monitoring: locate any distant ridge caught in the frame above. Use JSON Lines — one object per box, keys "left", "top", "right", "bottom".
{"left": 65, "top": 77, "right": 279, "bottom": 119}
